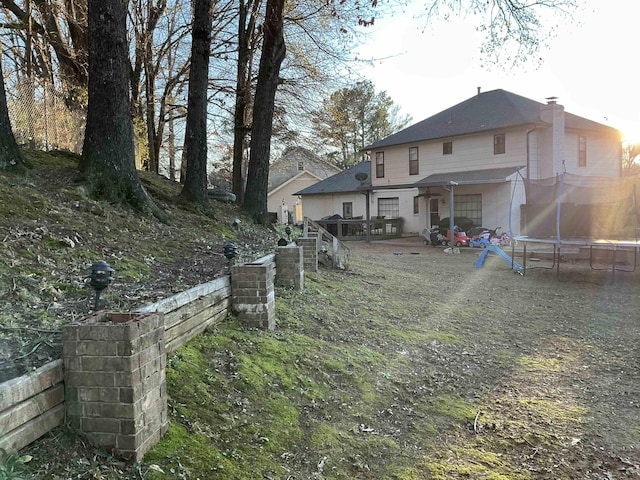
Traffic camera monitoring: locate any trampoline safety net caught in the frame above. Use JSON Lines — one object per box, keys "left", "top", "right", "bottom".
{"left": 522, "top": 173, "right": 640, "bottom": 240}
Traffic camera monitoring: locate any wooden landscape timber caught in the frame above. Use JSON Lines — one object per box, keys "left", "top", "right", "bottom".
{"left": 0, "top": 360, "right": 65, "bottom": 452}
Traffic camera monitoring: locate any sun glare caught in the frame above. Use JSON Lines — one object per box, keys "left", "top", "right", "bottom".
{"left": 621, "top": 123, "right": 640, "bottom": 148}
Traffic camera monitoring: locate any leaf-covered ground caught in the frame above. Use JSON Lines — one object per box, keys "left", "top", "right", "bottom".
{"left": 0, "top": 150, "right": 279, "bottom": 382}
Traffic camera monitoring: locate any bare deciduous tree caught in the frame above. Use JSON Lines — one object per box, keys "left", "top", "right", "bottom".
{"left": 243, "top": 0, "right": 286, "bottom": 224}
{"left": 179, "top": 0, "right": 213, "bottom": 207}
{"left": 81, "top": 0, "right": 162, "bottom": 219}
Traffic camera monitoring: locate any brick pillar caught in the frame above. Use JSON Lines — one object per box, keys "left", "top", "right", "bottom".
{"left": 297, "top": 237, "right": 318, "bottom": 272}
{"left": 62, "top": 312, "right": 167, "bottom": 461}
{"left": 276, "top": 245, "right": 304, "bottom": 290}
{"left": 231, "top": 258, "right": 276, "bottom": 330}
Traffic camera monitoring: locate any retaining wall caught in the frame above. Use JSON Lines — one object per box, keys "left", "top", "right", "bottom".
{"left": 0, "top": 277, "right": 232, "bottom": 455}
{"left": 62, "top": 311, "right": 168, "bottom": 461}
{"left": 0, "top": 248, "right": 303, "bottom": 456}
{"left": 231, "top": 254, "right": 277, "bottom": 330}
{"left": 0, "top": 360, "right": 65, "bottom": 453}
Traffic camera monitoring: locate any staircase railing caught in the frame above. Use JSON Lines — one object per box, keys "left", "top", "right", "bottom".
{"left": 303, "top": 217, "right": 350, "bottom": 270}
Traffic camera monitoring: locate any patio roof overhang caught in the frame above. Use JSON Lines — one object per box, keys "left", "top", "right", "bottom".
{"left": 413, "top": 166, "right": 525, "bottom": 188}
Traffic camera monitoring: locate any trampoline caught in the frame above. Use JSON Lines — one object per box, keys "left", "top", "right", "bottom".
{"left": 511, "top": 173, "right": 640, "bottom": 279}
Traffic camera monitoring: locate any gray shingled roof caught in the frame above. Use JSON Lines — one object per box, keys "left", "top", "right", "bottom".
{"left": 365, "top": 89, "right": 619, "bottom": 150}
{"left": 296, "top": 161, "right": 371, "bottom": 195}
{"left": 413, "top": 166, "right": 525, "bottom": 188}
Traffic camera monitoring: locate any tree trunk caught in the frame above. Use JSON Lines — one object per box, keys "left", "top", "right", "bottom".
{"left": 0, "top": 57, "right": 28, "bottom": 171}
{"left": 179, "top": 0, "right": 212, "bottom": 207}
{"left": 243, "top": 0, "right": 285, "bottom": 225}
{"left": 145, "top": 56, "right": 158, "bottom": 174}
{"left": 168, "top": 98, "right": 176, "bottom": 181}
{"left": 80, "top": 0, "right": 163, "bottom": 219}
{"left": 232, "top": 0, "right": 259, "bottom": 205}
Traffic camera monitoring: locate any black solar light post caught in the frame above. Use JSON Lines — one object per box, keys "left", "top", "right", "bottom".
{"left": 88, "top": 260, "right": 114, "bottom": 311}
{"left": 223, "top": 243, "right": 237, "bottom": 266}
{"left": 285, "top": 225, "right": 292, "bottom": 242}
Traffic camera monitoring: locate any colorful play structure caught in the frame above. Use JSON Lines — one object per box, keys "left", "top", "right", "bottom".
{"left": 475, "top": 244, "right": 523, "bottom": 271}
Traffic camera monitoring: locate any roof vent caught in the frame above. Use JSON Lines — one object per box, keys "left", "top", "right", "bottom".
{"left": 546, "top": 96, "right": 558, "bottom": 105}
{"left": 477, "top": 86, "right": 481, "bottom": 96}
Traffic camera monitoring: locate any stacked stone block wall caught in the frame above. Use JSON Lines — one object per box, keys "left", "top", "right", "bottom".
{"left": 297, "top": 237, "right": 318, "bottom": 272}
{"left": 231, "top": 255, "right": 276, "bottom": 330}
{"left": 275, "top": 245, "right": 304, "bottom": 290}
{"left": 62, "top": 312, "right": 168, "bottom": 461}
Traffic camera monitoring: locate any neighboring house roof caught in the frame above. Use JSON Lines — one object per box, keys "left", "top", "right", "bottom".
{"left": 413, "top": 166, "right": 525, "bottom": 188}
{"left": 269, "top": 146, "right": 341, "bottom": 191}
{"left": 267, "top": 170, "right": 322, "bottom": 197}
{"left": 364, "top": 89, "right": 619, "bottom": 150}
{"left": 296, "top": 161, "right": 371, "bottom": 195}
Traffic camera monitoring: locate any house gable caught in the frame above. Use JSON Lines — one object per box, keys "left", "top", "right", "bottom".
{"left": 268, "top": 170, "right": 322, "bottom": 198}
{"left": 268, "top": 146, "right": 341, "bottom": 192}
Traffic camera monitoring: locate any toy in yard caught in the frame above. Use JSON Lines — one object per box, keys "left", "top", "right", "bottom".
{"left": 475, "top": 244, "right": 523, "bottom": 272}
{"left": 422, "top": 226, "right": 444, "bottom": 246}
{"left": 441, "top": 227, "right": 470, "bottom": 247}
{"left": 422, "top": 226, "right": 444, "bottom": 247}
{"left": 469, "top": 227, "right": 512, "bottom": 248}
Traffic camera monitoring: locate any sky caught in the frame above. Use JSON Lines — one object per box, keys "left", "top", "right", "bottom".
{"left": 353, "top": 0, "right": 640, "bottom": 144}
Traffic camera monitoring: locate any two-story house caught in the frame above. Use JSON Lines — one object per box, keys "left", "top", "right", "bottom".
{"left": 268, "top": 146, "right": 341, "bottom": 223}
{"left": 298, "top": 88, "right": 622, "bottom": 235}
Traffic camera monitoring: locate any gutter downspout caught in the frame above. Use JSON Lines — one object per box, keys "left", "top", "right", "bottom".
{"left": 526, "top": 126, "right": 536, "bottom": 180}
{"left": 365, "top": 190, "right": 371, "bottom": 243}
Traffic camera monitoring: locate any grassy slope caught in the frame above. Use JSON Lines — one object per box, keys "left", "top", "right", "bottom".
{"left": 147, "top": 270, "right": 482, "bottom": 480}
{"left": 139, "top": 252, "right": 639, "bottom": 480}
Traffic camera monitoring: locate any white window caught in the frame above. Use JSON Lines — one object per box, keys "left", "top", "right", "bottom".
{"left": 578, "top": 136, "right": 587, "bottom": 167}
{"left": 297, "top": 161, "right": 304, "bottom": 171}
{"left": 343, "top": 202, "right": 353, "bottom": 218}
{"left": 378, "top": 197, "right": 399, "bottom": 219}
{"left": 409, "top": 147, "right": 419, "bottom": 175}
{"left": 494, "top": 133, "right": 505, "bottom": 155}
{"left": 376, "top": 152, "right": 385, "bottom": 178}
{"left": 455, "top": 194, "right": 482, "bottom": 226}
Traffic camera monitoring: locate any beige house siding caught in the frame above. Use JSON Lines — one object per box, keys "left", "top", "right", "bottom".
{"left": 367, "top": 121, "right": 619, "bottom": 236}
{"left": 563, "top": 131, "right": 621, "bottom": 177}
{"left": 301, "top": 192, "right": 367, "bottom": 221}
{"left": 372, "top": 129, "right": 528, "bottom": 188}
{"left": 268, "top": 172, "right": 317, "bottom": 213}
{"left": 435, "top": 179, "right": 523, "bottom": 234}
{"left": 371, "top": 188, "right": 422, "bottom": 233}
